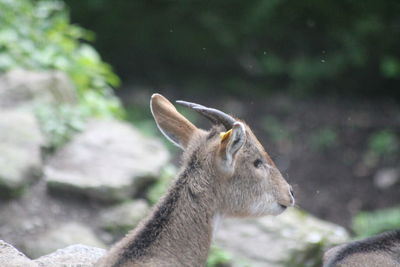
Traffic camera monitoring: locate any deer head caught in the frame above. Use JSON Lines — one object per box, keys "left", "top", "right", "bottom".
{"left": 151, "top": 93, "right": 295, "bottom": 217}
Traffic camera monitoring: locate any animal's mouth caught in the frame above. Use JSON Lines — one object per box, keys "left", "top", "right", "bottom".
{"left": 279, "top": 204, "right": 288, "bottom": 210}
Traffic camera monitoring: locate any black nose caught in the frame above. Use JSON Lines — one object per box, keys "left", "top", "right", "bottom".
{"left": 290, "top": 188, "right": 295, "bottom": 199}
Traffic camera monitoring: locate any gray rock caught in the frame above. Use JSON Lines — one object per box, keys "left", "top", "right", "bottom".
{"left": 45, "top": 120, "right": 170, "bottom": 202}
{"left": 34, "top": 244, "right": 106, "bottom": 266}
{"left": 0, "top": 240, "right": 37, "bottom": 267}
{"left": 22, "top": 222, "right": 106, "bottom": 259}
{"left": 215, "top": 208, "right": 349, "bottom": 267}
{"left": 374, "top": 168, "right": 399, "bottom": 189}
{"left": 0, "top": 69, "right": 76, "bottom": 109}
{"left": 0, "top": 240, "right": 105, "bottom": 267}
{"left": 0, "top": 111, "right": 44, "bottom": 198}
{"left": 99, "top": 199, "right": 150, "bottom": 237}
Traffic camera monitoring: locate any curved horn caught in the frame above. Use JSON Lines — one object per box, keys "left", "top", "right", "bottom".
{"left": 176, "top": 100, "right": 235, "bottom": 129}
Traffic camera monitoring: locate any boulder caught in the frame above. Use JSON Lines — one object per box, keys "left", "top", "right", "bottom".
{"left": 0, "top": 240, "right": 105, "bottom": 267}
{"left": 44, "top": 120, "right": 170, "bottom": 202}
{"left": 374, "top": 168, "right": 399, "bottom": 189}
{"left": 215, "top": 208, "right": 349, "bottom": 267}
{"left": 0, "top": 240, "right": 37, "bottom": 267}
{"left": 0, "top": 111, "right": 44, "bottom": 199}
{"left": 0, "top": 69, "right": 76, "bottom": 109}
{"left": 21, "top": 222, "right": 106, "bottom": 259}
{"left": 99, "top": 199, "right": 150, "bottom": 238}
{"left": 34, "top": 244, "right": 106, "bottom": 266}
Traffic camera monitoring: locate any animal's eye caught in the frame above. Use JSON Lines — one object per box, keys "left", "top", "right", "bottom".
{"left": 253, "top": 159, "right": 263, "bottom": 168}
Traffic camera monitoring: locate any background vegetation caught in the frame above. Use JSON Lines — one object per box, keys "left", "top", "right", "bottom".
{"left": 0, "top": 0, "right": 122, "bottom": 117}
{"left": 64, "top": 0, "right": 400, "bottom": 97}
{"left": 0, "top": 0, "right": 123, "bottom": 149}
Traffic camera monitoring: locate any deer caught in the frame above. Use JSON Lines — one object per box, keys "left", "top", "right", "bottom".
{"left": 323, "top": 229, "right": 400, "bottom": 267}
{"left": 97, "top": 93, "right": 295, "bottom": 267}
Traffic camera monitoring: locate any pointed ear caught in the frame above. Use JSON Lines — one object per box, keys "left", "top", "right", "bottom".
{"left": 217, "top": 122, "right": 246, "bottom": 174}
{"left": 150, "top": 93, "right": 198, "bottom": 149}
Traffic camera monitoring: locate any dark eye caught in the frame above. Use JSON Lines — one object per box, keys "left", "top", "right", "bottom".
{"left": 253, "top": 159, "right": 263, "bottom": 168}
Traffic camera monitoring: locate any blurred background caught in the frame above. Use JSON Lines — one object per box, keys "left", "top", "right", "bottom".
{"left": 0, "top": 0, "right": 399, "bottom": 266}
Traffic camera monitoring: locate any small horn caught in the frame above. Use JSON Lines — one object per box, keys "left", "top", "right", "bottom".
{"left": 176, "top": 100, "right": 235, "bottom": 129}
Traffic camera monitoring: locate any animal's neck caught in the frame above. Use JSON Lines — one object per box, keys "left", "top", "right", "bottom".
{"left": 155, "top": 180, "right": 216, "bottom": 264}
{"left": 118, "top": 168, "right": 217, "bottom": 266}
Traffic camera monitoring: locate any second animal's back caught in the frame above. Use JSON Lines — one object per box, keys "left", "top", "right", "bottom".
{"left": 323, "top": 230, "right": 400, "bottom": 267}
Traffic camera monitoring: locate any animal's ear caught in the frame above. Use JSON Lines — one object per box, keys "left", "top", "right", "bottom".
{"left": 217, "top": 122, "right": 246, "bottom": 175}
{"left": 150, "top": 93, "right": 198, "bottom": 149}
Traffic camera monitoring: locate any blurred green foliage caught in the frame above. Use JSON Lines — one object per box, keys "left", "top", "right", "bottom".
{"left": 362, "top": 129, "right": 399, "bottom": 167}
{"left": 0, "top": 0, "right": 123, "bottom": 117}
{"left": 367, "top": 130, "right": 399, "bottom": 157}
{"left": 206, "top": 245, "right": 233, "bottom": 267}
{"left": 352, "top": 206, "right": 400, "bottom": 238}
{"left": 35, "top": 104, "right": 87, "bottom": 150}
{"left": 261, "top": 116, "right": 290, "bottom": 143}
{"left": 64, "top": 0, "right": 400, "bottom": 96}
{"left": 283, "top": 241, "right": 324, "bottom": 267}
{"left": 125, "top": 105, "right": 158, "bottom": 137}
{"left": 310, "top": 127, "right": 338, "bottom": 151}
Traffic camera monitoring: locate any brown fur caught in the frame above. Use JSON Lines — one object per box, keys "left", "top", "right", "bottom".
{"left": 97, "top": 94, "right": 294, "bottom": 267}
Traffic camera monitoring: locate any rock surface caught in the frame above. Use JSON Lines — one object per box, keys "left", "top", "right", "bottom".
{"left": 21, "top": 222, "right": 106, "bottom": 259}
{"left": 0, "top": 240, "right": 36, "bottom": 267}
{"left": 0, "top": 69, "right": 76, "bottom": 109}
{"left": 215, "top": 208, "right": 349, "bottom": 267}
{"left": 34, "top": 244, "right": 106, "bottom": 266}
{"left": 0, "top": 240, "right": 105, "bottom": 267}
{"left": 44, "top": 120, "right": 170, "bottom": 202}
{"left": 0, "top": 111, "right": 44, "bottom": 198}
{"left": 99, "top": 199, "right": 150, "bottom": 237}
{"left": 374, "top": 168, "right": 399, "bottom": 189}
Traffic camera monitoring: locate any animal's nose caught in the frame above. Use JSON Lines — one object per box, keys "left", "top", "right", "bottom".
{"left": 289, "top": 187, "right": 295, "bottom": 206}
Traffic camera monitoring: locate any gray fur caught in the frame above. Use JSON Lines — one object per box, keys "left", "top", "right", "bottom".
{"left": 323, "top": 230, "right": 400, "bottom": 267}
